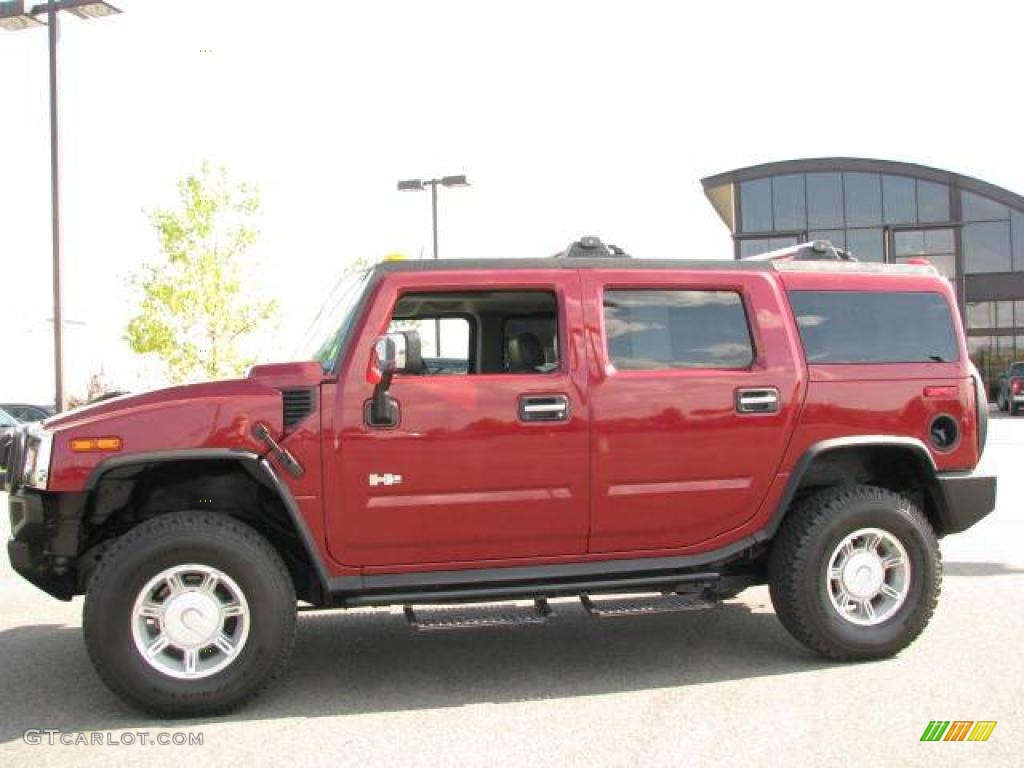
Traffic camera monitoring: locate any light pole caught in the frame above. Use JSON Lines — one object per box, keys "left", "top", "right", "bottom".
{"left": 1, "top": 0, "right": 122, "bottom": 413}
{"left": 397, "top": 174, "right": 470, "bottom": 356}
{"left": 397, "top": 174, "right": 470, "bottom": 261}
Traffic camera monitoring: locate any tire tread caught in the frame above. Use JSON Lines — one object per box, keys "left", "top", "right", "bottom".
{"left": 768, "top": 484, "right": 941, "bottom": 661}
{"left": 83, "top": 511, "right": 296, "bottom": 717}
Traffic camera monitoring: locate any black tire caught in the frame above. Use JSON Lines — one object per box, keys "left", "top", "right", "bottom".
{"left": 83, "top": 512, "right": 296, "bottom": 717}
{"left": 768, "top": 485, "right": 941, "bottom": 661}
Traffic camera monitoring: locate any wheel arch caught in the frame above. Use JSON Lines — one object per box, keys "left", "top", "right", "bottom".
{"left": 764, "top": 436, "right": 948, "bottom": 539}
{"left": 81, "top": 450, "right": 331, "bottom": 604}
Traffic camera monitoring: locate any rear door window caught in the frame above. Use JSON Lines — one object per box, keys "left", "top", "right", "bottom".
{"left": 603, "top": 290, "right": 754, "bottom": 370}
{"left": 788, "top": 290, "right": 958, "bottom": 363}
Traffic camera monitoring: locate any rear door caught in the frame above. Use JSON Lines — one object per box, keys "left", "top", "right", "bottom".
{"left": 581, "top": 268, "right": 803, "bottom": 553}
{"left": 325, "top": 268, "right": 590, "bottom": 568}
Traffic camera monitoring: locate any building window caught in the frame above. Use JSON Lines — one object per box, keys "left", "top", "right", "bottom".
{"left": 845, "top": 228, "right": 884, "bottom": 262}
{"left": 966, "top": 302, "right": 995, "bottom": 330}
{"left": 843, "top": 172, "right": 882, "bottom": 227}
{"left": 892, "top": 228, "right": 957, "bottom": 277}
{"left": 738, "top": 236, "right": 798, "bottom": 258}
{"left": 962, "top": 190, "right": 1009, "bottom": 222}
{"left": 1012, "top": 210, "right": 1024, "bottom": 270}
{"left": 916, "top": 180, "right": 950, "bottom": 223}
{"left": 740, "top": 178, "right": 772, "bottom": 232}
{"left": 967, "top": 301, "right": 1014, "bottom": 329}
{"left": 997, "top": 301, "right": 1014, "bottom": 328}
{"left": 603, "top": 290, "right": 754, "bottom": 370}
{"left": 964, "top": 221, "right": 1012, "bottom": 273}
{"left": 772, "top": 174, "right": 806, "bottom": 231}
{"left": 806, "top": 173, "right": 844, "bottom": 229}
{"left": 883, "top": 175, "right": 917, "bottom": 224}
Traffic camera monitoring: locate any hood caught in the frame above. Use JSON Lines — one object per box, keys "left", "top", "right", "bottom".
{"left": 43, "top": 362, "right": 323, "bottom": 492}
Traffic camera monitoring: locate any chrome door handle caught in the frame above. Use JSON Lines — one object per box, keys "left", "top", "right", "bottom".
{"left": 735, "top": 387, "right": 780, "bottom": 414}
{"left": 519, "top": 395, "right": 570, "bottom": 422}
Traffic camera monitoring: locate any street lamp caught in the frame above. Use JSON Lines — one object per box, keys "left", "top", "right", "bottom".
{"left": 1, "top": 0, "right": 122, "bottom": 413}
{"left": 397, "top": 174, "right": 470, "bottom": 357}
{"left": 397, "top": 174, "right": 470, "bottom": 261}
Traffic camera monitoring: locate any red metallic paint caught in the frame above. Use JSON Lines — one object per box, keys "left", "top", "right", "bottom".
{"left": 44, "top": 378, "right": 284, "bottom": 492}
{"left": 37, "top": 263, "right": 978, "bottom": 580}
{"left": 580, "top": 269, "right": 805, "bottom": 552}
{"left": 325, "top": 270, "right": 591, "bottom": 566}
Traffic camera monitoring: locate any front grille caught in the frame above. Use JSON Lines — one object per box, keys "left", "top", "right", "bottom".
{"left": 3, "top": 428, "right": 27, "bottom": 493}
{"left": 281, "top": 388, "right": 315, "bottom": 430}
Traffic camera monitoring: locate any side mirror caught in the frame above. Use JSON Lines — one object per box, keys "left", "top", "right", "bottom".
{"left": 368, "top": 331, "right": 421, "bottom": 427}
{"left": 373, "top": 332, "right": 409, "bottom": 377}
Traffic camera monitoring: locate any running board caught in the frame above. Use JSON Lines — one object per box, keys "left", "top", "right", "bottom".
{"left": 580, "top": 593, "right": 717, "bottom": 618}
{"left": 404, "top": 599, "right": 552, "bottom": 632}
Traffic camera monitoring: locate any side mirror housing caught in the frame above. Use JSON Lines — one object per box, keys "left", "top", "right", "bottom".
{"left": 368, "top": 331, "right": 421, "bottom": 427}
{"left": 371, "top": 330, "right": 422, "bottom": 379}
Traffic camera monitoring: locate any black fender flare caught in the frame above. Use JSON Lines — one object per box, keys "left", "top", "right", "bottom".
{"left": 84, "top": 449, "right": 333, "bottom": 601}
{"left": 757, "top": 435, "right": 938, "bottom": 542}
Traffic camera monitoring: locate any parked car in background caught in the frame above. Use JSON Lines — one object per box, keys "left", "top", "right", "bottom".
{"left": 0, "top": 403, "right": 55, "bottom": 423}
{"left": 995, "top": 362, "right": 1024, "bottom": 415}
{"left": 0, "top": 408, "right": 19, "bottom": 482}
{"left": 0, "top": 408, "right": 18, "bottom": 443}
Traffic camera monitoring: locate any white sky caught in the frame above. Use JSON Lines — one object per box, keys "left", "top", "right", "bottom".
{"left": 1, "top": 0, "right": 1022, "bottom": 401}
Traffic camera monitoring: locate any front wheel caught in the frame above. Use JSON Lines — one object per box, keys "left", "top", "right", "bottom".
{"left": 83, "top": 512, "right": 296, "bottom": 717}
{"left": 769, "top": 485, "right": 941, "bottom": 661}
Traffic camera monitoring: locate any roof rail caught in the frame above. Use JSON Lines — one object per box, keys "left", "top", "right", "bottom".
{"left": 741, "top": 240, "right": 856, "bottom": 263}
{"left": 554, "top": 236, "right": 630, "bottom": 259}
{"left": 771, "top": 260, "right": 938, "bottom": 275}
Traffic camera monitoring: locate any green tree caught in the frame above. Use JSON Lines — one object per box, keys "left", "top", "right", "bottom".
{"left": 126, "top": 164, "right": 278, "bottom": 383}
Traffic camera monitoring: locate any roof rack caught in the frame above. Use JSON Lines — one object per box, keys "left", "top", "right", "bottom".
{"left": 741, "top": 239, "right": 856, "bottom": 263}
{"left": 554, "top": 236, "right": 630, "bottom": 259}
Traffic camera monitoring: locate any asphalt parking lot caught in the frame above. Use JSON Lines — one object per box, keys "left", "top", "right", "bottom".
{"left": 0, "top": 416, "right": 1021, "bottom": 767}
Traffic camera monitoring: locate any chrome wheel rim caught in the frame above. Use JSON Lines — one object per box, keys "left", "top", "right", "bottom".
{"left": 131, "top": 564, "right": 250, "bottom": 680}
{"left": 826, "top": 527, "right": 910, "bottom": 626}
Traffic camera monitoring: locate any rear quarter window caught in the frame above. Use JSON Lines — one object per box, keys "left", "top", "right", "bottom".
{"left": 788, "top": 290, "right": 959, "bottom": 364}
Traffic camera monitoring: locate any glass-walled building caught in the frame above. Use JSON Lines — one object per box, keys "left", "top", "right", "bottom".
{"left": 701, "top": 158, "right": 1024, "bottom": 398}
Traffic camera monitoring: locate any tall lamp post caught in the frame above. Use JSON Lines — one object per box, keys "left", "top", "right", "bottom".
{"left": 397, "top": 174, "right": 470, "bottom": 356}
{"left": 397, "top": 174, "right": 470, "bottom": 261}
{"left": 1, "top": 0, "right": 122, "bottom": 413}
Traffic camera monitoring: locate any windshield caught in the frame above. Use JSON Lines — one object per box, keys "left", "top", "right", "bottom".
{"left": 0, "top": 409, "right": 17, "bottom": 427}
{"left": 300, "top": 270, "right": 373, "bottom": 371}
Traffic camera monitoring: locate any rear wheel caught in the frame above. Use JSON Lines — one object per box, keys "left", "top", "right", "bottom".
{"left": 769, "top": 485, "right": 940, "bottom": 661}
{"left": 83, "top": 512, "right": 296, "bottom": 717}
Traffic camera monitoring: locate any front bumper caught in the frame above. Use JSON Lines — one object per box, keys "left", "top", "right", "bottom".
{"left": 932, "top": 470, "right": 997, "bottom": 535}
{"left": 7, "top": 489, "right": 77, "bottom": 600}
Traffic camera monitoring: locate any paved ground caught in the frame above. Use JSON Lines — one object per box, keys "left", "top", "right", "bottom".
{"left": 0, "top": 416, "right": 1021, "bottom": 767}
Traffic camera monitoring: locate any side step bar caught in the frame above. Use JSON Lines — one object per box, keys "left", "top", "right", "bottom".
{"left": 402, "top": 592, "right": 720, "bottom": 631}
{"left": 581, "top": 593, "right": 716, "bottom": 618}
{"left": 344, "top": 571, "right": 722, "bottom": 608}
{"left": 405, "top": 599, "right": 553, "bottom": 632}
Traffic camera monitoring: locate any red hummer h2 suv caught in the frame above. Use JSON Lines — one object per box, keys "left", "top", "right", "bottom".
{"left": 3, "top": 240, "right": 996, "bottom": 716}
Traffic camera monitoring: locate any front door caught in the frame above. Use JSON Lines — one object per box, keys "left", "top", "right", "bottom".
{"left": 581, "top": 268, "right": 802, "bottom": 553}
{"left": 325, "top": 269, "right": 590, "bottom": 568}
